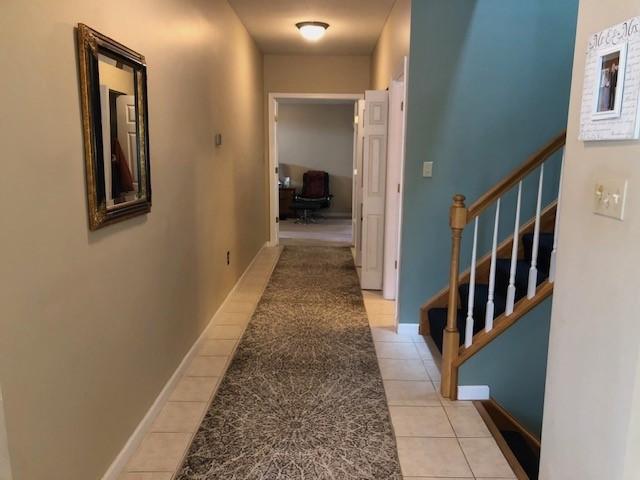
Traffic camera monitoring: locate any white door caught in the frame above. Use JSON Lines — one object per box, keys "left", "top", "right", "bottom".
{"left": 353, "top": 99, "right": 365, "bottom": 267}
{"left": 383, "top": 72, "right": 407, "bottom": 300}
{"left": 361, "top": 90, "right": 389, "bottom": 290}
{"left": 116, "top": 94, "right": 138, "bottom": 190}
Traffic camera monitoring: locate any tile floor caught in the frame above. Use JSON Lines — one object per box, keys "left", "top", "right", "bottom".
{"left": 363, "top": 290, "right": 515, "bottom": 480}
{"left": 119, "top": 247, "right": 515, "bottom": 480}
{"left": 119, "top": 246, "right": 281, "bottom": 480}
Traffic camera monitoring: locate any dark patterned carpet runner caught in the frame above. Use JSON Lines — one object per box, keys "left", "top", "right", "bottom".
{"left": 176, "top": 246, "right": 402, "bottom": 479}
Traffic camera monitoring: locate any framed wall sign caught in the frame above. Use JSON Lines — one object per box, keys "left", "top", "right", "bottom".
{"left": 579, "top": 17, "right": 640, "bottom": 141}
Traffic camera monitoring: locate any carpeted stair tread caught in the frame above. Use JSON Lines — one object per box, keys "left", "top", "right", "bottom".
{"left": 501, "top": 429, "right": 540, "bottom": 479}
{"left": 427, "top": 307, "right": 484, "bottom": 353}
{"left": 495, "top": 258, "right": 548, "bottom": 298}
{"left": 522, "top": 232, "right": 554, "bottom": 275}
{"left": 427, "top": 233, "right": 555, "bottom": 355}
{"left": 459, "top": 283, "right": 507, "bottom": 321}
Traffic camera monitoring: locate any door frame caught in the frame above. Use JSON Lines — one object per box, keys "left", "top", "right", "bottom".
{"left": 383, "top": 57, "right": 409, "bottom": 303}
{"left": 394, "top": 57, "right": 409, "bottom": 321}
{"left": 267, "top": 92, "right": 364, "bottom": 246}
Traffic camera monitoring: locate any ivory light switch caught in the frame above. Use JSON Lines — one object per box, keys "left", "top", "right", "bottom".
{"left": 423, "top": 161, "right": 433, "bottom": 178}
{"left": 593, "top": 178, "right": 628, "bottom": 220}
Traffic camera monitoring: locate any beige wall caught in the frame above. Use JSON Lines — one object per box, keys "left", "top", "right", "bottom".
{"left": 264, "top": 55, "right": 371, "bottom": 95}
{"left": 370, "top": 0, "right": 411, "bottom": 90}
{"left": 539, "top": 1, "right": 640, "bottom": 479}
{"left": 0, "top": 1, "right": 265, "bottom": 479}
{"left": 278, "top": 103, "right": 355, "bottom": 216}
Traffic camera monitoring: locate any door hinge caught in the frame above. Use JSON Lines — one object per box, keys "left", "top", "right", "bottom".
{"left": 274, "top": 115, "right": 278, "bottom": 122}
{"left": 275, "top": 216, "right": 279, "bottom": 223}
{"left": 275, "top": 166, "right": 279, "bottom": 174}
{"left": 397, "top": 183, "right": 401, "bottom": 193}
{"left": 394, "top": 260, "right": 398, "bottom": 269}
{"left": 401, "top": 101, "right": 404, "bottom": 111}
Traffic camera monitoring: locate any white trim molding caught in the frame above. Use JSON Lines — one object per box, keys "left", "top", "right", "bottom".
{"left": 0, "top": 385, "right": 13, "bottom": 480}
{"left": 457, "top": 385, "right": 491, "bottom": 401}
{"left": 268, "top": 92, "right": 364, "bottom": 246}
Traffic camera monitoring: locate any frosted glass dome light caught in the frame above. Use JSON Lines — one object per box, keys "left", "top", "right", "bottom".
{"left": 296, "top": 22, "right": 329, "bottom": 42}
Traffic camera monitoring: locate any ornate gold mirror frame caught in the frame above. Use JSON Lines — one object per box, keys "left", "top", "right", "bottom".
{"left": 77, "top": 23, "right": 152, "bottom": 230}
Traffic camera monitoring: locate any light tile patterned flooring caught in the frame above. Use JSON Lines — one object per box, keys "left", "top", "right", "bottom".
{"left": 363, "top": 290, "right": 515, "bottom": 480}
{"left": 119, "top": 247, "right": 514, "bottom": 480}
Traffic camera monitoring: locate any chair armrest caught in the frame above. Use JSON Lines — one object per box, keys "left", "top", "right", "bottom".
{"left": 295, "top": 195, "right": 332, "bottom": 202}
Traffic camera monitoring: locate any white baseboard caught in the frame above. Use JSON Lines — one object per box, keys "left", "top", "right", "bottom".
{"left": 101, "top": 242, "right": 269, "bottom": 480}
{"left": 397, "top": 323, "right": 419, "bottom": 334}
{"left": 457, "top": 385, "right": 490, "bottom": 400}
{"left": 0, "top": 386, "right": 13, "bottom": 480}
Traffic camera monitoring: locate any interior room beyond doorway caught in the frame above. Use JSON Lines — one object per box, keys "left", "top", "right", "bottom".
{"left": 275, "top": 98, "right": 358, "bottom": 246}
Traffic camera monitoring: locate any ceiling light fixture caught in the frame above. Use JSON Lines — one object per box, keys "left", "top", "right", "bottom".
{"left": 296, "top": 21, "right": 329, "bottom": 42}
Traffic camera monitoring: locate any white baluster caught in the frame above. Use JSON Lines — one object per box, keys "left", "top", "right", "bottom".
{"left": 549, "top": 152, "right": 565, "bottom": 283}
{"left": 527, "top": 164, "right": 545, "bottom": 299}
{"left": 506, "top": 182, "right": 522, "bottom": 316}
{"left": 485, "top": 198, "right": 500, "bottom": 332}
{"left": 465, "top": 217, "right": 479, "bottom": 348}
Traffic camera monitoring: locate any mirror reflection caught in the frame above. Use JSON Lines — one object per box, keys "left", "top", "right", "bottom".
{"left": 97, "top": 54, "right": 141, "bottom": 208}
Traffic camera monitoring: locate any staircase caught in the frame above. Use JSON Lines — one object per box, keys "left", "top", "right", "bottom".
{"left": 418, "top": 131, "right": 566, "bottom": 400}
{"left": 418, "top": 132, "right": 566, "bottom": 478}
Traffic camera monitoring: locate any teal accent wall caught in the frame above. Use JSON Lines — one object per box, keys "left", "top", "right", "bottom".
{"left": 399, "top": 0, "right": 578, "bottom": 323}
{"left": 399, "top": 0, "right": 579, "bottom": 435}
{"left": 459, "top": 298, "right": 553, "bottom": 437}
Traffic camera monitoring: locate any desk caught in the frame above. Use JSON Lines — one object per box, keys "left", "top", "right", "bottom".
{"left": 279, "top": 187, "right": 296, "bottom": 220}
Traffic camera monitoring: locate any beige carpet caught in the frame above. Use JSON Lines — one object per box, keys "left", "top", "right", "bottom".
{"left": 279, "top": 218, "right": 352, "bottom": 247}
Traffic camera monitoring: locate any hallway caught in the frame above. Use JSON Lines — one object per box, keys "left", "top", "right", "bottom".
{"left": 121, "top": 246, "right": 514, "bottom": 479}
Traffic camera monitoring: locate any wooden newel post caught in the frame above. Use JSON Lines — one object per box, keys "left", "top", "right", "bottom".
{"left": 441, "top": 194, "right": 467, "bottom": 399}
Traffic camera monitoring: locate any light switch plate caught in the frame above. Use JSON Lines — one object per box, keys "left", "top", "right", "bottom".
{"left": 593, "top": 177, "right": 628, "bottom": 220}
{"left": 423, "top": 161, "right": 433, "bottom": 177}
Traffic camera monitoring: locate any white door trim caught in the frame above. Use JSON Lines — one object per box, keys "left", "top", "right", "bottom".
{"left": 353, "top": 99, "right": 366, "bottom": 267}
{"left": 394, "top": 57, "right": 409, "bottom": 322}
{"left": 267, "top": 92, "right": 364, "bottom": 246}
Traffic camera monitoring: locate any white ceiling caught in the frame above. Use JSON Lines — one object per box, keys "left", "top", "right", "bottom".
{"left": 228, "top": 0, "right": 397, "bottom": 55}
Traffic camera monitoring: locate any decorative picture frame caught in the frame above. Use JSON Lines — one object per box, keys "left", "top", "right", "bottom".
{"left": 76, "top": 24, "right": 152, "bottom": 230}
{"left": 591, "top": 43, "right": 627, "bottom": 121}
{"left": 579, "top": 17, "right": 640, "bottom": 141}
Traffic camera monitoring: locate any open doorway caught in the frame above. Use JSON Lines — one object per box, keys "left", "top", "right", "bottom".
{"left": 268, "top": 94, "right": 363, "bottom": 247}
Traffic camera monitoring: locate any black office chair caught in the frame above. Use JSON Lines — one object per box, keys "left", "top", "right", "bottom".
{"left": 291, "top": 170, "right": 332, "bottom": 223}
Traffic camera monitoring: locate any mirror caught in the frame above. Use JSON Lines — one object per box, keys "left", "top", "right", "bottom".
{"left": 77, "top": 24, "right": 151, "bottom": 230}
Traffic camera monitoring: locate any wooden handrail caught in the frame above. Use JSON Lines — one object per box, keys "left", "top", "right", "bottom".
{"left": 441, "top": 194, "right": 467, "bottom": 399}
{"left": 438, "top": 132, "right": 565, "bottom": 400}
{"left": 466, "top": 131, "right": 566, "bottom": 220}
{"left": 419, "top": 202, "right": 557, "bottom": 335}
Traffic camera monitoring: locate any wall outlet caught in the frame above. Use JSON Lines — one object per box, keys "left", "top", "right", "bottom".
{"left": 226, "top": 251, "right": 230, "bottom": 265}
{"left": 423, "top": 161, "right": 433, "bottom": 178}
{"left": 593, "top": 178, "right": 628, "bottom": 220}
